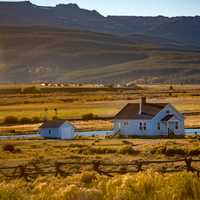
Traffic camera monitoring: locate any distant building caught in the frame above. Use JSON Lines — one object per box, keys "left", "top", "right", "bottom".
{"left": 113, "top": 97, "right": 185, "bottom": 136}
{"left": 39, "top": 120, "right": 75, "bottom": 140}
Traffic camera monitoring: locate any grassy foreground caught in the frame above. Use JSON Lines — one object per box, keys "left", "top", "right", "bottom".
{"left": 0, "top": 138, "right": 199, "bottom": 199}
{"left": 0, "top": 171, "right": 199, "bottom": 200}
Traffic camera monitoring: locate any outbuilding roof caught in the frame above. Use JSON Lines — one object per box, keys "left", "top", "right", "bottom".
{"left": 115, "top": 103, "right": 167, "bottom": 120}
{"left": 40, "top": 120, "right": 68, "bottom": 129}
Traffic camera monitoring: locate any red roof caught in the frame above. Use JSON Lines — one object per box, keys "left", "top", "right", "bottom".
{"left": 115, "top": 103, "right": 167, "bottom": 120}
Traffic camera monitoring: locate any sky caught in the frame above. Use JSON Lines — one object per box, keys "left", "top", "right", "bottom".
{"left": 3, "top": 0, "right": 200, "bottom": 16}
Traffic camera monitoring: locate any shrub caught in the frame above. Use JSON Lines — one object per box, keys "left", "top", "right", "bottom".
{"left": 189, "top": 148, "right": 200, "bottom": 156}
{"left": 164, "top": 147, "right": 186, "bottom": 156}
{"left": 52, "top": 116, "right": 60, "bottom": 120}
{"left": 118, "top": 145, "right": 139, "bottom": 155}
{"left": 78, "top": 147, "right": 117, "bottom": 155}
{"left": 122, "top": 140, "right": 133, "bottom": 145}
{"left": 68, "top": 143, "right": 88, "bottom": 148}
{"left": 150, "top": 145, "right": 166, "bottom": 154}
{"left": 79, "top": 172, "right": 97, "bottom": 185}
{"left": 23, "top": 86, "right": 39, "bottom": 93}
{"left": 19, "top": 117, "right": 32, "bottom": 124}
{"left": 82, "top": 113, "right": 99, "bottom": 120}
{"left": 3, "top": 144, "right": 21, "bottom": 153}
{"left": 151, "top": 144, "right": 186, "bottom": 156}
{"left": 3, "top": 116, "right": 18, "bottom": 125}
{"left": 32, "top": 117, "right": 41, "bottom": 123}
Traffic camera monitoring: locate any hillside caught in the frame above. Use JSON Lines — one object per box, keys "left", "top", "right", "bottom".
{"left": 0, "top": 1, "right": 200, "bottom": 46}
{"left": 0, "top": 26, "right": 200, "bottom": 83}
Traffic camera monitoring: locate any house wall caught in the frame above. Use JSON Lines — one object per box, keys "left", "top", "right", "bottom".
{"left": 40, "top": 123, "right": 75, "bottom": 140}
{"left": 113, "top": 119, "right": 150, "bottom": 136}
{"left": 113, "top": 104, "right": 185, "bottom": 136}
{"left": 40, "top": 128, "right": 61, "bottom": 139}
{"left": 60, "top": 125, "right": 75, "bottom": 139}
{"left": 150, "top": 104, "right": 184, "bottom": 136}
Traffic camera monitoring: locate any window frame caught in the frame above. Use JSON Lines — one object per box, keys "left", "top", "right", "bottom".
{"left": 139, "top": 122, "right": 147, "bottom": 131}
{"left": 175, "top": 122, "right": 179, "bottom": 130}
{"left": 157, "top": 122, "right": 161, "bottom": 130}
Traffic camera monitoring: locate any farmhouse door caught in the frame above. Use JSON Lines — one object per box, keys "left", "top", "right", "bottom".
{"left": 168, "top": 122, "right": 176, "bottom": 133}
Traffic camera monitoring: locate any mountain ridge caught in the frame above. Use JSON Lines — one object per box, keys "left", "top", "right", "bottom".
{"left": 0, "top": 1, "right": 200, "bottom": 83}
{"left": 0, "top": 1, "right": 200, "bottom": 45}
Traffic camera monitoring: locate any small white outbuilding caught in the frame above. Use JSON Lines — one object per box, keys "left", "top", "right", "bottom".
{"left": 39, "top": 120, "right": 75, "bottom": 140}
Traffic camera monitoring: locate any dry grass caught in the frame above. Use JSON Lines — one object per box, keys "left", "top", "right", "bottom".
{"left": 0, "top": 84, "right": 200, "bottom": 132}
{"left": 0, "top": 138, "right": 199, "bottom": 166}
{"left": 0, "top": 171, "right": 199, "bottom": 200}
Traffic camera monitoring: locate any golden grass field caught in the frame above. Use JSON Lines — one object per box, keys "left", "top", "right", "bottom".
{"left": 0, "top": 137, "right": 199, "bottom": 200}
{"left": 0, "top": 84, "right": 200, "bottom": 200}
{"left": 0, "top": 84, "right": 200, "bottom": 134}
{"left": 0, "top": 137, "right": 199, "bottom": 165}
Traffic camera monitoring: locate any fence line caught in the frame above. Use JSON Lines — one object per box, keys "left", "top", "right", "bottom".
{"left": 0, "top": 157, "right": 199, "bottom": 181}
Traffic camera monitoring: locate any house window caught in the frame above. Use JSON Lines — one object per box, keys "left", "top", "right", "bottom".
{"left": 124, "top": 122, "right": 128, "bottom": 126}
{"left": 144, "top": 122, "right": 147, "bottom": 130}
{"left": 157, "top": 123, "right": 161, "bottom": 130}
{"left": 175, "top": 122, "right": 179, "bottom": 129}
{"left": 49, "top": 130, "right": 51, "bottom": 134}
{"left": 139, "top": 122, "right": 143, "bottom": 130}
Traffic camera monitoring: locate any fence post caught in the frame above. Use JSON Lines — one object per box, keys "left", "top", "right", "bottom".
{"left": 93, "top": 161, "right": 101, "bottom": 173}
{"left": 185, "top": 157, "right": 193, "bottom": 172}
{"left": 18, "top": 165, "right": 29, "bottom": 181}
{"left": 135, "top": 160, "right": 143, "bottom": 172}
{"left": 55, "top": 162, "right": 66, "bottom": 177}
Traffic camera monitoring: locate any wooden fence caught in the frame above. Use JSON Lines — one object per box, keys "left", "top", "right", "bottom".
{"left": 0, "top": 157, "right": 200, "bottom": 181}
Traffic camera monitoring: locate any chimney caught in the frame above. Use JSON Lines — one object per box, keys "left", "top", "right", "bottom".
{"left": 139, "top": 97, "right": 146, "bottom": 114}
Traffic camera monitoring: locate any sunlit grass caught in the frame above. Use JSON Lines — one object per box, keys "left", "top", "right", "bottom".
{"left": 0, "top": 171, "right": 199, "bottom": 200}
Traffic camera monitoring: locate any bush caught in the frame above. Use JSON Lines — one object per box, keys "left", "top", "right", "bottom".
{"left": 118, "top": 145, "right": 139, "bottom": 155}
{"left": 164, "top": 147, "right": 186, "bottom": 156}
{"left": 68, "top": 143, "right": 88, "bottom": 148}
{"left": 82, "top": 113, "right": 99, "bottom": 120}
{"left": 79, "top": 172, "right": 97, "bottom": 185}
{"left": 32, "top": 117, "right": 41, "bottom": 123}
{"left": 78, "top": 147, "right": 117, "bottom": 155}
{"left": 3, "top": 144, "right": 21, "bottom": 153}
{"left": 3, "top": 116, "right": 18, "bottom": 125}
{"left": 189, "top": 148, "right": 200, "bottom": 156}
{"left": 19, "top": 117, "right": 32, "bottom": 124}
{"left": 122, "top": 140, "right": 133, "bottom": 145}
{"left": 23, "top": 86, "right": 39, "bottom": 93}
{"left": 151, "top": 144, "right": 186, "bottom": 156}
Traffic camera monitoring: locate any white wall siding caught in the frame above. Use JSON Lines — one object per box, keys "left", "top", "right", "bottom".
{"left": 40, "top": 128, "right": 61, "bottom": 139}
{"left": 60, "top": 125, "right": 75, "bottom": 139}
{"left": 113, "top": 119, "right": 150, "bottom": 136}
{"left": 40, "top": 122, "right": 75, "bottom": 140}
{"left": 113, "top": 104, "right": 185, "bottom": 136}
{"left": 150, "top": 104, "right": 185, "bottom": 135}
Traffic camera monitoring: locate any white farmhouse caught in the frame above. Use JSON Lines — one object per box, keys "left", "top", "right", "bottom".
{"left": 113, "top": 97, "right": 185, "bottom": 136}
{"left": 39, "top": 120, "right": 75, "bottom": 140}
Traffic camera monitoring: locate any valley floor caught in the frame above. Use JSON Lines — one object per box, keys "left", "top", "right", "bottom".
{"left": 0, "top": 84, "right": 200, "bottom": 135}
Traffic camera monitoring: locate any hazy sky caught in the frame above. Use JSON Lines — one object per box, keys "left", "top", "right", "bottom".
{"left": 3, "top": 0, "right": 200, "bottom": 16}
